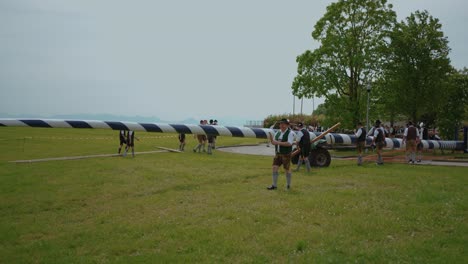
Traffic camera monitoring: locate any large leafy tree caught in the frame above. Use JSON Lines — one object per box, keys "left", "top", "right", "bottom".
{"left": 292, "top": 0, "right": 396, "bottom": 128}
{"left": 438, "top": 68, "right": 468, "bottom": 139}
{"left": 382, "top": 10, "right": 451, "bottom": 123}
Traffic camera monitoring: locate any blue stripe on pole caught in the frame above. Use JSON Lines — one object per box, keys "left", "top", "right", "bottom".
{"left": 428, "top": 141, "right": 434, "bottom": 149}
{"left": 226, "top": 126, "right": 244, "bottom": 137}
{"left": 333, "top": 134, "right": 344, "bottom": 144}
{"left": 66, "top": 120, "right": 93, "bottom": 129}
{"left": 20, "top": 119, "right": 52, "bottom": 128}
{"left": 200, "top": 125, "right": 220, "bottom": 136}
{"left": 104, "top": 121, "right": 128, "bottom": 130}
{"left": 251, "top": 128, "right": 267, "bottom": 139}
{"left": 139, "top": 123, "right": 163, "bottom": 133}
{"left": 170, "top": 124, "right": 192, "bottom": 134}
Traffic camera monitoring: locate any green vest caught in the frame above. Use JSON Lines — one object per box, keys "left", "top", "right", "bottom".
{"left": 275, "top": 129, "right": 292, "bottom": 154}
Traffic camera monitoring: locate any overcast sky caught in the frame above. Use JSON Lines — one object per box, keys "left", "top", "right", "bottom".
{"left": 1, "top": 0, "right": 467, "bottom": 125}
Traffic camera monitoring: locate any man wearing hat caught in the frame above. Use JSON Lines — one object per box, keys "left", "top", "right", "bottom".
{"left": 294, "top": 122, "right": 311, "bottom": 172}
{"left": 371, "top": 120, "right": 386, "bottom": 165}
{"left": 355, "top": 122, "right": 366, "bottom": 165}
{"left": 267, "top": 118, "right": 296, "bottom": 190}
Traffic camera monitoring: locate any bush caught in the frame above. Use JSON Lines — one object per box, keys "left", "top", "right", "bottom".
{"left": 263, "top": 114, "right": 322, "bottom": 128}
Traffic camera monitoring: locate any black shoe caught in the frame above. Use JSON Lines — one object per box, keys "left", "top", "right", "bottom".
{"left": 287, "top": 185, "right": 290, "bottom": 190}
{"left": 267, "top": 185, "right": 277, "bottom": 190}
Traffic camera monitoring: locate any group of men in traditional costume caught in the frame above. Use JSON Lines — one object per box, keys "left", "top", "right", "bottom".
{"left": 118, "top": 130, "right": 138, "bottom": 157}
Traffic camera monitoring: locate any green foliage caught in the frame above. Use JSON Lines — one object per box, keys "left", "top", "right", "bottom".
{"left": 292, "top": 0, "right": 396, "bottom": 126}
{"left": 293, "top": 3, "right": 459, "bottom": 132}
{"left": 263, "top": 114, "right": 321, "bottom": 128}
{"left": 381, "top": 10, "right": 451, "bottom": 123}
{"left": 438, "top": 68, "right": 468, "bottom": 139}
{"left": 302, "top": 96, "right": 352, "bottom": 129}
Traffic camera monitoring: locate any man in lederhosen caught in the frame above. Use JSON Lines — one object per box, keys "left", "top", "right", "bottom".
{"left": 267, "top": 118, "right": 295, "bottom": 190}
{"left": 124, "top": 130, "right": 138, "bottom": 157}
{"left": 355, "top": 122, "right": 366, "bottom": 166}
{"left": 118, "top": 130, "right": 127, "bottom": 155}
{"left": 193, "top": 120, "right": 207, "bottom": 153}
{"left": 212, "top": 119, "right": 219, "bottom": 149}
{"left": 371, "top": 120, "right": 386, "bottom": 165}
{"left": 178, "top": 133, "right": 186, "bottom": 151}
{"left": 403, "top": 121, "right": 419, "bottom": 164}
{"left": 207, "top": 119, "right": 215, "bottom": 155}
{"left": 294, "top": 122, "right": 311, "bottom": 172}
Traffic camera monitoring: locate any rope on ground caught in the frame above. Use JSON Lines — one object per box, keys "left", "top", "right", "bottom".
{"left": 9, "top": 150, "right": 169, "bottom": 163}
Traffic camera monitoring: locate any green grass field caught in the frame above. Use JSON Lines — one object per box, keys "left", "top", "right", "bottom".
{"left": 1, "top": 127, "right": 467, "bottom": 263}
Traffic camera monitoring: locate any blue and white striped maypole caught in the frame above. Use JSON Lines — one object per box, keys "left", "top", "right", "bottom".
{"left": 0, "top": 118, "right": 465, "bottom": 151}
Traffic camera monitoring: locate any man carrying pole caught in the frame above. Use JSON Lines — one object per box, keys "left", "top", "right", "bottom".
{"left": 118, "top": 130, "right": 127, "bottom": 155}
{"left": 294, "top": 122, "right": 311, "bottom": 172}
{"left": 123, "top": 130, "right": 139, "bottom": 157}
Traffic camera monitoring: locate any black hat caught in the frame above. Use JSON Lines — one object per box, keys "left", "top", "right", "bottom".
{"left": 296, "top": 122, "right": 304, "bottom": 127}
{"left": 278, "top": 118, "right": 290, "bottom": 124}
{"left": 375, "top": 120, "right": 382, "bottom": 125}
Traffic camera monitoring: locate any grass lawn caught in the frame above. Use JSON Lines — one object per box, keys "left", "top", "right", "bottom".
{"left": 0, "top": 127, "right": 467, "bottom": 263}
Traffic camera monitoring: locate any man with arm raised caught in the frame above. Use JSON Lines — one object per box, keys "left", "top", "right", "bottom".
{"left": 267, "top": 119, "right": 296, "bottom": 190}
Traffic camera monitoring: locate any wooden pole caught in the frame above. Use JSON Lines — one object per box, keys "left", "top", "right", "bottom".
{"left": 292, "top": 122, "right": 341, "bottom": 157}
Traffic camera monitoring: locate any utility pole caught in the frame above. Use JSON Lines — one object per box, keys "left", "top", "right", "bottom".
{"left": 312, "top": 95, "right": 315, "bottom": 116}
{"left": 366, "top": 83, "right": 371, "bottom": 134}
{"left": 293, "top": 95, "right": 295, "bottom": 115}
{"left": 300, "top": 97, "right": 303, "bottom": 115}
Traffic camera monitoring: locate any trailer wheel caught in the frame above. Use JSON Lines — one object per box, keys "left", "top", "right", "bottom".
{"left": 309, "top": 148, "right": 331, "bottom": 167}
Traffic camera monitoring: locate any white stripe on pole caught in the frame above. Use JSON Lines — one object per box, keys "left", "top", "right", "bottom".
{"left": 238, "top": 127, "right": 257, "bottom": 138}
{"left": 124, "top": 122, "right": 146, "bottom": 132}
{"left": 87, "top": 120, "right": 112, "bottom": 129}
{"left": 157, "top": 124, "right": 177, "bottom": 133}
{"left": 185, "top": 124, "right": 205, "bottom": 135}
{"left": 1, "top": 119, "right": 29, "bottom": 127}
{"left": 212, "top": 125, "right": 233, "bottom": 137}
{"left": 45, "top": 120, "right": 73, "bottom": 128}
